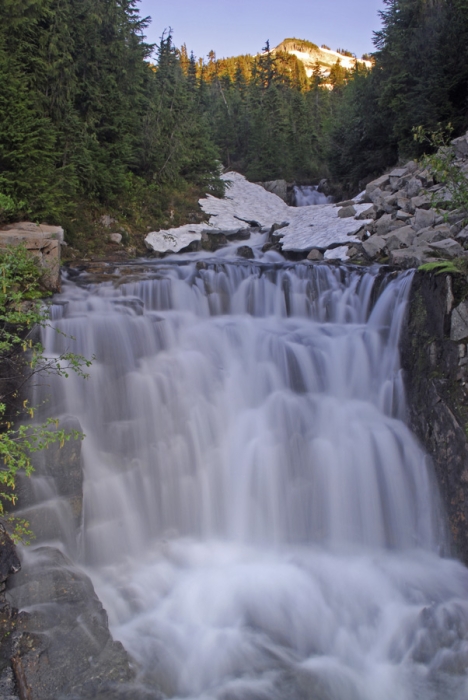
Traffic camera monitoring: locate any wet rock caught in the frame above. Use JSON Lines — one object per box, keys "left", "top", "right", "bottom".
{"left": 236, "top": 245, "right": 254, "bottom": 259}
{"left": 337, "top": 205, "right": 356, "bottom": 218}
{"left": 0, "top": 526, "right": 21, "bottom": 591}
{"left": 414, "top": 208, "right": 436, "bottom": 231}
{"left": 5, "top": 547, "right": 154, "bottom": 700}
{"left": 451, "top": 301, "right": 468, "bottom": 341}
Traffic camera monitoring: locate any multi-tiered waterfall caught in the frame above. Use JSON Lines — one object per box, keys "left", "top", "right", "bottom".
{"left": 35, "top": 259, "right": 468, "bottom": 699}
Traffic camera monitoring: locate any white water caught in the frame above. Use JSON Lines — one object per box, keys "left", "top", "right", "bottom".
{"left": 37, "top": 260, "right": 468, "bottom": 699}
{"left": 294, "top": 185, "right": 332, "bottom": 206}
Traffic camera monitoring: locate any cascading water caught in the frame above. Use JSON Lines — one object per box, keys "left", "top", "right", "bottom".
{"left": 35, "top": 259, "right": 468, "bottom": 700}
{"left": 293, "top": 185, "right": 332, "bottom": 206}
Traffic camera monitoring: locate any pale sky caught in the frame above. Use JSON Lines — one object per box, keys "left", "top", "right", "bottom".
{"left": 137, "top": 0, "right": 386, "bottom": 61}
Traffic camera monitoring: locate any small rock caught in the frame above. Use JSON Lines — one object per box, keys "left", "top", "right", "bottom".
{"left": 100, "top": 215, "right": 116, "bottom": 228}
{"left": 108, "top": 233, "right": 122, "bottom": 244}
{"left": 307, "top": 249, "right": 323, "bottom": 261}
{"left": 236, "top": 245, "right": 254, "bottom": 259}
{"left": 414, "top": 208, "right": 436, "bottom": 231}
{"left": 336, "top": 199, "right": 355, "bottom": 207}
{"left": 338, "top": 205, "right": 356, "bottom": 218}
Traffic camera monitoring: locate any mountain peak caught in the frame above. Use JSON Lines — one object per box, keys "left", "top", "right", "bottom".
{"left": 273, "top": 38, "right": 372, "bottom": 77}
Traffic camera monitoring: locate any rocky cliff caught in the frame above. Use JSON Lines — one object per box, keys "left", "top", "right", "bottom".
{"left": 402, "top": 270, "right": 468, "bottom": 563}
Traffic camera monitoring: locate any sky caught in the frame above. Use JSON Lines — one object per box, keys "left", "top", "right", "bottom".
{"left": 136, "top": 0, "right": 386, "bottom": 62}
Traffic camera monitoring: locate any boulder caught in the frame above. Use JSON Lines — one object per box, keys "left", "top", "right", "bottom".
{"left": 307, "top": 249, "right": 323, "bottom": 261}
{"left": 337, "top": 205, "right": 356, "bottom": 218}
{"left": 429, "top": 238, "right": 464, "bottom": 258}
{"left": 414, "top": 208, "right": 436, "bottom": 231}
{"left": 362, "top": 235, "right": 386, "bottom": 258}
{"left": 356, "top": 205, "right": 376, "bottom": 220}
{"left": 236, "top": 245, "right": 254, "bottom": 259}
{"left": 375, "top": 215, "right": 405, "bottom": 237}
{"left": 406, "top": 177, "right": 423, "bottom": 198}
{"left": 389, "top": 167, "right": 410, "bottom": 178}
{"left": 3, "top": 222, "right": 64, "bottom": 243}
{"left": 383, "top": 226, "right": 416, "bottom": 251}
{"left": 366, "top": 174, "right": 390, "bottom": 196}
{"left": 0, "top": 231, "right": 61, "bottom": 292}
{"left": 257, "top": 180, "right": 288, "bottom": 202}
{"left": 397, "top": 196, "right": 411, "bottom": 213}
{"left": 451, "top": 300, "right": 468, "bottom": 341}
{"left": 411, "top": 195, "right": 431, "bottom": 211}
{"left": 396, "top": 210, "right": 413, "bottom": 222}
{"left": 451, "top": 131, "right": 468, "bottom": 159}
{"left": 416, "top": 227, "right": 450, "bottom": 244}
{"left": 389, "top": 245, "right": 432, "bottom": 268}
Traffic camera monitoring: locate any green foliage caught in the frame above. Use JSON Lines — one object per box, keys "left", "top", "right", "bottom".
{"left": 0, "top": 246, "right": 91, "bottom": 540}
{"left": 418, "top": 257, "right": 468, "bottom": 276}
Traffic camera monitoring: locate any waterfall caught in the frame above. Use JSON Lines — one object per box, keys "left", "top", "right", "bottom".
{"left": 293, "top": 185, "right": 332, "bottom": 206}
{"left": 36, "top": 260, "right": 468, "bottom": 700}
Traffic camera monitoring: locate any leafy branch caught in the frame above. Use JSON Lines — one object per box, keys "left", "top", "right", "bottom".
{"left": 0, "top": 245, "right": 91, "bottom": 541}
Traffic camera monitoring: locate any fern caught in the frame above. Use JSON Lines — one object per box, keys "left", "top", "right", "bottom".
{"left": 418, "top": 260, "right": 462, "bottom": 274}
